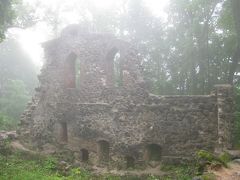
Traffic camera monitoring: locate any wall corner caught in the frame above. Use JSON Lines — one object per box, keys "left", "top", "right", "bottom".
{"left": 214, "top": 84, "right": 234, "bottom": 150}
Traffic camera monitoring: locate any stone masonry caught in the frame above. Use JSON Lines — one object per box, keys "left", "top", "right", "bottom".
{"left": 18, "top": 24, "right": 234, "bottom": 169}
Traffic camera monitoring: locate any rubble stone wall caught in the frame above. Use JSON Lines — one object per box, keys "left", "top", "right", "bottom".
{"left": 18, "top": 25, "right": 234, "bottom": 168}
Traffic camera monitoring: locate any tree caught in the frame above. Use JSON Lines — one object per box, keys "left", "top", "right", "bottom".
{"left": 0, "top": 39, "right": 38, "bottom": 93}
{"left": 228, "top": 0, "right": 240, "bottom": 84}
{"left": 9, "top": 0, "right": 240, "bottom": 95}
{"left": 0, "top": 0, "right": 37, "bottom": 42}
{"left": 0, "top": 39, "right": 37, "bottom": 130}
{"left": 0, "top": 0, "right": 17, "bottom": 42}
{"left": 0, "top": 79, "right": 30, "bottom": 129}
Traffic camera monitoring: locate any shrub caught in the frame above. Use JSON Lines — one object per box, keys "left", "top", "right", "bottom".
{"left": 196, "top": 150, "right": 228, "bottom": 175}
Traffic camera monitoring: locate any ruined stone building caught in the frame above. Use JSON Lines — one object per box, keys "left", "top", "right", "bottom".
{"left": 19, "top": 25, "right": 234, "bottom": 169}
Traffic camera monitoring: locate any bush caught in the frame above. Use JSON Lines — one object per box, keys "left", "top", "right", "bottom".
{"left": 0, "top": 153, "right": 61, "bottom": 180}
{"left": 0, "top": 139, "right": 12, "bottom": 156}
{"left": 196, "top": 150, "right": 228, "bottom": 175}
{"left": 43, "top": 156, "right": 58, "bottom": 171}
{"left": 160, "top": 164, "right": 197, "bottom": 180}
{"left": 0, "top": 114, "right": 16, "bottom": 130}
{"left": 66, "top": 168, "right": 92, "bottom": 180}
{"left": 219, "top": 152, "right": 231, "bottom": 164}
{"left": 201, "top": 173, "right": 217, "bottom": 180}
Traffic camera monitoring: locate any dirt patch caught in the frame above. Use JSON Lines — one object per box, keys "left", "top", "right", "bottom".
{"left": 210, "top": 162, "right": 240, "bottom": 180}
{"left": 91, "top": 165, "right": 166, "bottom": 177}
{"left": 10, "top": 141, "right": 36, "bottom": 154}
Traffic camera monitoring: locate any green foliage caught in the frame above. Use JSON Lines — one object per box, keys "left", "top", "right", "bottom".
{"left": 219, "top": 152, "right": 231, "bottom": 164}
{"left": 196, "top": 150, "right": 228, "bottom": 170}
{"left": 0, "top": 113, "right": 15, "bottom": 130}
{"left": 43, "top": 156, "right": 58, "bottom": 171}
{"left": 201, "top": 173, "right": 216, "bottom": 180}
{"left": 160, "top": 164, "right": 197, "bottom": 180}
{"left": 0, "top": 151, "right": 202, "bottom": 180}
{"left": 0, "top": 0, "right": 36, "bottom": 42}
{"left": 0, "top": 153, "right": 104, "bottom": 180}
{"left": 0, "top": 153, "right": 62, "bottom": 180}
{"left": 66, "top": 168, "right": 92, "bottom": 180}
{"left": 0, "top": 0, "right": 17, "bottom": 42}
{"left": 0, "top": 80, "right": 30, "bottom": 130}
{"left": 1, "top": 0, "right": 240, "bottom": 96}
{"left": 0, "top": 39, "right": 38, "bottom": 92}
{"left": 197, "top": 150, "right": 216, "bottom": 162}
{"left": 0, "top": 39, "right": 37, "bottom": 130}
{"left": 0, "top": 138, "right": 12, "bottom": 156}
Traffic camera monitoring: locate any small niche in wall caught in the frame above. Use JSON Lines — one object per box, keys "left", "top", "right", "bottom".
{"left": 145, "top": 144, "right": 161, "bottom": 161}
{"left": 60, "top": 122, "right": 68, "bottom": 143}
{"left": 80, "top": 149, "right": 89, "bottom": 162}
{"left": 125, "top": 156, "right": 135, "bottom": 168}
{"left": 97, "top": 140, "right": 110, "bottom": 163}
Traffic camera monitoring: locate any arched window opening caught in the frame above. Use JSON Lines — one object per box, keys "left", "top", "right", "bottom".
{"left": 80, "top": 149, "right": 89, "bottom": 162}
{"left": 113, "top": 51, "right": 122, "bottom": 87}
{"left": 106, "top": 48, "right": 122, "bottom": 87}
{"left": 145, "top": 144, "right": 161, "bottom": 161}
{"left": 97, "top": 140, "right": 110, "bottom": 163}
{"left": 75, "top": 59, "right": 81, "bottom": 88}
{"left": 64, "top": 53, "right": 81, "bottom": 88}
{"left": 60, "top": 122, "right": 68, "bottom": 143}
{"left": 125, "top": 156, "right": 135, "bottom": 169}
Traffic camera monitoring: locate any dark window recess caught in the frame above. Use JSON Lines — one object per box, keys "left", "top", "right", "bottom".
{"left": 60, "top": 122, "right": 68, "bottom": 143}
{"left": 145, "top": 144, "right": 161, "bottom": 161}
{"left": 97, "top": 140, "right": 110, "bottom": 163}
{"left": 126, "top": 156, "right": 135, "bottom": 168}
{"left": 81, "top": 149, "right": 89, "bottom": 162}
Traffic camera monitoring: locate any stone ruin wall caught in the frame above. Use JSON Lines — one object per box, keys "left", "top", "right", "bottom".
{"left": 18, "top": 25, "right": 234, "bottom": 168}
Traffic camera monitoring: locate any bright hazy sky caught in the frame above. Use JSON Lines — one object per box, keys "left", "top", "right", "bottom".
{"left": 9, "top": 0, "right": 169, "bottom": 67}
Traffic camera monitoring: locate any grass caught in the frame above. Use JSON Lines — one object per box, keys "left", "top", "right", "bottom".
{"left": 0, "top": 141, "right": 227, "bottom": 180}
{"left": 160, "top": 164, "right": 197, "bottom": 180}
{"left": 0, "top": 153, "right": 62, "bottom": 180}
{"left": 0, "top": 151, "right": 200, "bottom": 180}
